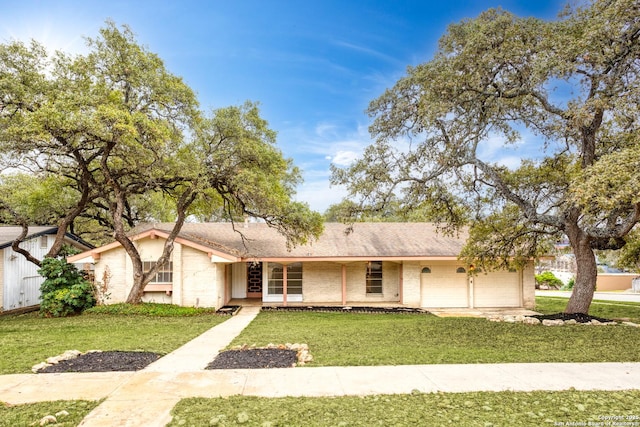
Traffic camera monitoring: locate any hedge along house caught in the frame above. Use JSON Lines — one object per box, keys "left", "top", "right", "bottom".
{"left": 68, "top": 222, "right": 535, "bottom": 310}
{"left": 0, "top": 226, "right": 94, "bottom": 313}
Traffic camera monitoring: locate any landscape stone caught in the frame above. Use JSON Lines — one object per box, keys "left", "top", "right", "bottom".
{"left": 542, "top": 319, "right": 564, "bottom": 326}
{"left": 39, "top": 415, "right": 57, "bottom": 426}
{"left": 523, "top": 317, "right": 541, "bottom": 325}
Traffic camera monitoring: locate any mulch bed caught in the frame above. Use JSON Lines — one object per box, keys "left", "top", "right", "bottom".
{"left": 261, "top": 306, "right": 428, "bottom": 314}
{"left": 37, "top": 351, "right": 161, "bottom": 373}
{"left": 206, "top": 348, "right": 298, "bottom": 369}
{"left": 531, "top": 313, "right": 614, "bottom": 323}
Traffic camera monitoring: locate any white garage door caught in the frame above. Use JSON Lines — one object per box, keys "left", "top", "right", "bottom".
{"left": 474, "top": 271, "right": 521, "bottom": 307}
{"left": 420, "top": 265, "right": 468, "bottom": 308}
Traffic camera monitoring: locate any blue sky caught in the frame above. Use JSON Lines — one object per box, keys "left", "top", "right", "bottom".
{"left": 0, "top": 0, "right": 566, "bottom": 213}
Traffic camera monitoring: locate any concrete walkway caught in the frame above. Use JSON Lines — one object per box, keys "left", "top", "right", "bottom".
{"left": 2, "top": 306, "right": 640, "bottom": 426}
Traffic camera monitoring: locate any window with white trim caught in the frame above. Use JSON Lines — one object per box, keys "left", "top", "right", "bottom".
{"left": 143, "top": 261, "right": 173, "bottom": 283}
{"left": 267, "top": 262, "right": 302, "bottom": 295}
{"left": 366, "top": 261, "right": 383, "bottom": 294}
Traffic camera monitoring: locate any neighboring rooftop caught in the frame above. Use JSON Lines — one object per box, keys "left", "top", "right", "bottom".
{"left": 0, "top": 226, "right": 94, "bottom": 250}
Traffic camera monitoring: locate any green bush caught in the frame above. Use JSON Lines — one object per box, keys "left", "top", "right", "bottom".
{"left": 38, "top": 257, "right": 96, "bottom": 317}
{"left": 535, "top": 271, "right": 563, "bottom": 289}
{"left": 562, "top": 277, "right": 575, "bottom": 291}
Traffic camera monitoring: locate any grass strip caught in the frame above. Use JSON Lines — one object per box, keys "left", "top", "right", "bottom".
{"left": 229, "top": 310, "right": 640, "bottom": 365}
{"left": 535, "top": 296, "right": 640, "bottom": 323}
{"left": 0, "top": 400, "right": 100, "bottom": 427}
{"left": 169, "top": 390, "right": 640, "bottom": 426}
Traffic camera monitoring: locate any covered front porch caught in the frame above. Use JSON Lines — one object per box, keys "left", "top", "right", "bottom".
{"left": 224, "top": 259, "right": 412, "bottom": 308}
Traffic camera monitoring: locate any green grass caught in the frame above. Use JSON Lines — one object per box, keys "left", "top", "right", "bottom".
{"left": 169, "top": 390, "right": 640, "bottom": 426}
{"left": 229, "top": 310, "right": 640, "bottom": 365}
{"left": 0, "top": 304, "right": 228, "bottom": 374}
{"left": 535, "top": 296, "right": 640, "bottom": 323}
{"left": 0, "top": 400, "right": 100, "bottom": 427}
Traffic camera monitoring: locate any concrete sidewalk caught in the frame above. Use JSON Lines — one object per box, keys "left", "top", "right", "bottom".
{"left": 2, "top": 305, "right": 640, "bottom": 426}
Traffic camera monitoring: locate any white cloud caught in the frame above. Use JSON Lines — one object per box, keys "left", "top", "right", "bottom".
{"left": 330, "top": 150, "right": 359, "bottom": 166}
{"left": 296, "top": 176, "right": 348, "bottom": 213}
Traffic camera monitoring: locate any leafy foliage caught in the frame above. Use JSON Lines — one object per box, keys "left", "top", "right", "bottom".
{"left": 0, "top": 22, "right": 323, "bottom": 302}
{"left": 38, "top": 258, "right": 95, "bottom": 317}
{"left": 331, "top": 0, "right": 640, "bottom": 313}
{"left": 535, "top": 272, "right": 564, "bottom": 290}
{"left": 563, "top": 277, "right": 576, "bottom": 291}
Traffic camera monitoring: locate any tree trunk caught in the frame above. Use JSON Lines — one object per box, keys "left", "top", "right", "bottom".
{"left": 126, "top": 268, "right": 146, "bottom": 304}
{"left": 564, "top": 227, "right": 598, "bottom": 314}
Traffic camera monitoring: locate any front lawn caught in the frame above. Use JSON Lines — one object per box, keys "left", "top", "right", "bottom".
{"left": 169, "top": 390, "right": 640, "bottom": 426}
{"left": 535, "top": 296, "right": 640, "bottom": 323}
{"left": 0, "top": 304, "right": 228, "bottom": 374}
{"left": 228, "top": 310, "right": 640, "bottom": 365}
{"left": 0, "top": 400, "right": 100, "bottom": 427}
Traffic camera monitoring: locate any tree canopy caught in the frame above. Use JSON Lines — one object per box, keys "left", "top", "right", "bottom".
{"left": 332, "top": 0, "right": 640, "bottom": 313}
{"left": 0, "top": 21, "right": 322, "bottom": 302}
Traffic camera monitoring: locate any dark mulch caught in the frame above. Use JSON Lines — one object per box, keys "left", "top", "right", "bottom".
{"left": 38, "top": 351, "right": 161, "bottom": 373}
{"left": 261, "top": 305, "right": 428, "bottom": 314}
{"left": 531, "top": 312, "right": 614, "bottom": 323}
{"left": 206, "top": 348, "right": 298, "bottom": 370}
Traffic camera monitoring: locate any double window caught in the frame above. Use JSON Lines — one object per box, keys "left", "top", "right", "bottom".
{"left": 143, "top": 261, "right": 173, "bottom": 284}
{"left": 267, "top": 262, "right": 302, "bottom": 295}
{"left": 366, "top": 261, "right": 383, "bottom": 294}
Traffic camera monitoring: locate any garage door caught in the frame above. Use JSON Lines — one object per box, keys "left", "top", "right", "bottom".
{"left": 473, "top": 271, "right": 520, "bottom": 307}
{"left": 420, "top": 265, "right": 468, "bottom": 308}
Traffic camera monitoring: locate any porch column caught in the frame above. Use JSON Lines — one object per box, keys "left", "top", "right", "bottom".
{"left": 398, "top": 263, "right": 404, "bottom": 305}
{"left": 282, "top": 264, "right": 288, "bottom": 307}
{"left": 223, "top": 264, "right": 229, "bottom": 305}
{"left": 341, "top": 264, "right": 347, "bottom": 305}
{"left": 468, "top": 275, "right": 474, "bottom": 308}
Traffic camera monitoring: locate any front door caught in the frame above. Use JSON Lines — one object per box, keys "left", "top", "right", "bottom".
{"left": 246, "top": 262, "right": 263, "bottom": 298}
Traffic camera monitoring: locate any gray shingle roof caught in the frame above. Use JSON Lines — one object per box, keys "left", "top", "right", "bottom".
{"left": 144, "top": 222, "right": 467, "bottom": 259}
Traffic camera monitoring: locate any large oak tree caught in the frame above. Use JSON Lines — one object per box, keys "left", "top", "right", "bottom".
{"left": 332, "top": 0, "right": 640, "bottom": 313}
{"left": 0, "top": 22, "right": 322, "bottom": 303}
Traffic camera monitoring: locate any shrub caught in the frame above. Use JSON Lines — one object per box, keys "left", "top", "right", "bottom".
{"left": 38, "top": 257, "right": 96, "bottom": 317}
{"left": 535, "top": 271, "right": 563, "bottom": 290}
{"left": 562, "top": 277, "right": 575, "bottom": 291}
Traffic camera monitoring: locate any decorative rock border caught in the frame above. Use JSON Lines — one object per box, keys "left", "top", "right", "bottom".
{"left": 487, "top": 315, "right": 640, "bottom": 327}
{"left": 32, "top": 350, "right": 101, "bottom": 373}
